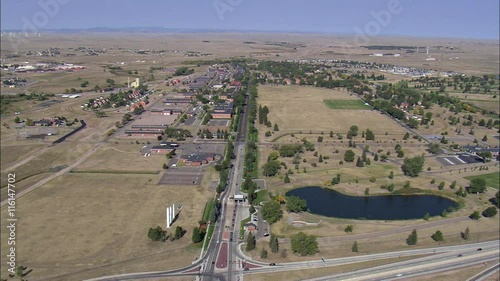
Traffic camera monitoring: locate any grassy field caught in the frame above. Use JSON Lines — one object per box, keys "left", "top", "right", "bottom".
{"left": 257, "top": 85, "right": 406, "bottom": 138}
{"left": 0, "top": 173, "right": 213, "bottom": 280}
{"left": 76, "top": 142, "right": 165, "bottom": 172}
{"left": 323, "top": 99, "right": 371, "bottom": 109}
{"left": 465, "top": 172, "right": 500, "bottom": 189}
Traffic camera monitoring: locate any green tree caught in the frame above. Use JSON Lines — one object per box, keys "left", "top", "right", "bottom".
{"left": 397, "top": 150, "right": 405, "bottom": 158}
{"left": 427, "top": 143, "right": 441, "bottom": 154}
{"left": 482, "top": 207, "right": 497, "bottom": 217}
{"left": 286, "top": 196, "right": 307, "bottom": 213}
{"left": 365, "top": 129, "right": 375, "bottom": 140}
{"left": 163, "top": 163, "right": 168, "bottom": 169}
{"left": 438, "top": 182, "right": 445, "bottom": 190}
{"left": 262, "top": 160, "right": 281, "bottom": 177}
{"left": 356, "top": 157, "right": 364, "bottom": 167}
{"left": 401, "top": 155, "right": 425, "bottom": 177}
{"left": 352, "top": 241, "right": 359, "bottom": 252}
{"left": 174, "top": 226, "right": 185, "bottom": 240}
{"left": 349, "top": 125, "right": 359, "bottom": 137}
{"left": 148, "top": 226, "right": 167, "bottom": 242}
{"left": 389, "top": 171, "right": 394, "bottom": 179}
{"left": 291, "top": 232, "right": 319, "bottom": 256}
{"left": 261, "top": 201, "right": 283, "bottom": 224}
{"left": 273, "top": 123, "right": 279, "bottom": 131}
{"left": 469, "top": 178, "right": 486, "bottom": 193}
{"left": 364, "top": 188, "right": 370, "bottom": 195}
{"left": 344, "top": 225, "right": 354, "bottom": 233}
{"left": 246, "top": 232, "right": 256, "bottom": 251}
{"left": 284, "top": 173, "right": 291, "bottom": 183}
{"left": 270, "top": 234, "right": 279, "bottom": 253}
{"left": 450, "top": 180, "right": 457, "bottom": 189}
{"left": 317, "top": 136, "right": 323, "bottom": 142}
{"left": 424, "top": 212, "right": 430, "bottom": 221}
{"left": 403, "top": 132, "right": 410, "bottom": 140}
{"left": 482, "top": 135, "right": 488, "bottom": 141}
{"left": 192, "top": 227, "right": 202, "bottom": 243}
{"left": 469, "top": 211, "right": 481, "bottom": 220}
{"left": 14, "top": 116, "right": 20, "bottom": 123}
{"left": 344, "top": 150, "right": 355, "bottom": 162}
{"left": 431, "top": 230, "right": 444, "bottom": 241}
{"left": 406, "top": 229, "right": 418, "bottom": 245}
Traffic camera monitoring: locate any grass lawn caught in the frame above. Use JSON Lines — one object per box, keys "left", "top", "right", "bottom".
{"left": 202, "top": 198, "right": 215, "bottom": 222}
{"left": 465, "top": 172, "right": 500, "bottom": 189}
{"left": 253, "top": 190, "right": 269, "bottom": 205}
{"left": 323, "top": 99, "right": 370, "bottom": 110}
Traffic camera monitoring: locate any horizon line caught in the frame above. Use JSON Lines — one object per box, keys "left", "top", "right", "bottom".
{"left": 1, "top": 26, "right": 498, "bottom": 41}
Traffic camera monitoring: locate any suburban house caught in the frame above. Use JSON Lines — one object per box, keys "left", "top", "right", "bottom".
{"left": 179, "top": 153, "right": 215, "bottom": 166}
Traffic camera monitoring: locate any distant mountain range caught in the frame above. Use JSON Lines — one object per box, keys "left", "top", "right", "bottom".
{"left": 0, "top": 26, "right": 330, "bottom": 34}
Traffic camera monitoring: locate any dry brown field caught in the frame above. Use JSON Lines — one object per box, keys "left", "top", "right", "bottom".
{"left": 257, "top": 85, "right": 406, "bottom": 140}
{"left": 0, "top": 170, "right": 216, "bottom": 280}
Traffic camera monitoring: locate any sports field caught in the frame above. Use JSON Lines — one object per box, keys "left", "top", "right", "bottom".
{"left": 465, "top": 172, "right": 500, "bottom": 189}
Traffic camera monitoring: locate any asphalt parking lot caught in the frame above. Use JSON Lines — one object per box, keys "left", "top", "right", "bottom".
{"left": 208, "top": 119, "right": 230, "bottom": 127}
{"left": 158, "top": 167, "right": 205, "bottom": 185}
{"left": 436, "top": 153, "right": 482, "bottom": 166}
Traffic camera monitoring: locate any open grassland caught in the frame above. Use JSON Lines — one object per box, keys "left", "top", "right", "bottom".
{"left": 323, "top": 99, "right": 371, "bottom": 109}
{"left": 76, "top": 142, "right": 165, "bottom": 172}
{"left": 258, "top": 85, "right": 406, "bottom": 139}
{"left": 465, "top": 172, "right": 500, "bottom": 190}
{"left": 0, "top": 143, "right": 45, "bottom": 170}
{"left": 0, "top": 141, "right": 93, "bottom": 189}
{"left": 0, "top": 172, "right": 214, "bottom": 280}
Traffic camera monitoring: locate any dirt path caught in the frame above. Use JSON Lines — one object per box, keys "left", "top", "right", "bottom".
{"left": 3, "top": 145, "right": 51, "bottom": 172}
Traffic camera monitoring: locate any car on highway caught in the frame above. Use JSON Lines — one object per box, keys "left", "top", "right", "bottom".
{"left": 269, "top": 263, "right": 276, "bottom": 266}
{"left": 477, "top": 248, "right": 482, "bottom": 251}
{"left": 264, "top": 233, "right": 269, "bottom": 237}
{"left": 457, "top": 254, "right": 463, "bottom": 257}
{"left": 395, "top": 273, "right": 403, "bottom": 277}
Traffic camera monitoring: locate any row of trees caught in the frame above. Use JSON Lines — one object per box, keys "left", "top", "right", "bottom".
{"left": 148, "top": 225, "right": 185, "bottom": 242}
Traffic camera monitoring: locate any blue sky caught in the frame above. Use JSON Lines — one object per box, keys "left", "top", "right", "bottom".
{"left": 1, "top": 0, "right": 499, "bottom": 39}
